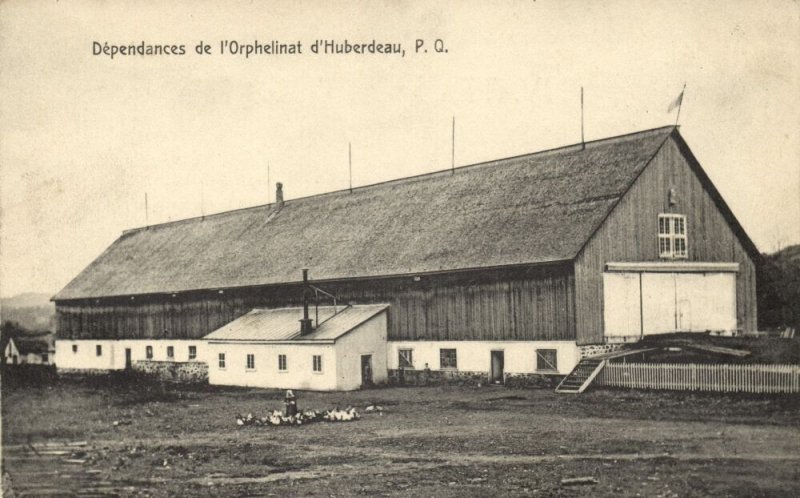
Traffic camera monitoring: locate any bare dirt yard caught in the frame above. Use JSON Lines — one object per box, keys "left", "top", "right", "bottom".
{"left": 3, "top": 374, "right": 799, "bottom": 497}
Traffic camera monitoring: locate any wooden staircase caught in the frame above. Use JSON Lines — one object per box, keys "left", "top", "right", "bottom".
{"left": 555, "top": 358, "right": 606, "bottom": 393}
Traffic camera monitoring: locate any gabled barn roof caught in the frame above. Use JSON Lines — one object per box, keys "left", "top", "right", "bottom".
{"left": 55, "top": 126, "right": 685, "bottom": 300}
{"left": 204, "top": 304, "right": 389, "bottom": 343}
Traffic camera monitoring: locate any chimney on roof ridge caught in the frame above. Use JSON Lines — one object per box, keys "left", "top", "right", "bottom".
{"left": 276, "top": 182, "right": 284, "bottom": 206}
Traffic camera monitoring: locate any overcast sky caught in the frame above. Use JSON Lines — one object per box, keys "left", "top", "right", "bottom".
{"left": 1, "top": 0, "right": 798, "bottom": 298}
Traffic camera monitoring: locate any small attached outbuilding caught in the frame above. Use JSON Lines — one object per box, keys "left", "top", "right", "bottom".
{"left": 204, "top": 304, "right": 389, "bottom": 391}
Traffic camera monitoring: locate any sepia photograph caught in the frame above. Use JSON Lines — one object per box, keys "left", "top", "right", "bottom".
{"left": 1, "top": 1, "right": 799, "bottom": 496}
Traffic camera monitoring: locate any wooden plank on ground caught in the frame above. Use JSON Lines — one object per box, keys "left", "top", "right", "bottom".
{"left": 687, "top": 343, "right": 750, "bottom": 357}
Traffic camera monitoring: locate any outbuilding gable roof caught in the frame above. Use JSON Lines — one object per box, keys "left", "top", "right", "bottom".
{"left": 55, "top": 126, "right": 680, "bottom": 300}
{"left": 10, "top": 336, "right": 54, "bottom": 355}
{"left": 203, "top": 304, "right": 389, "bottom": 343}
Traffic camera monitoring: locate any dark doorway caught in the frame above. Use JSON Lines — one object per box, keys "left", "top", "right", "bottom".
{"left": 125, "top": 348, "right": 132, "bottom": 370}
{"left": 361, "top": 355, "right": 373, "bottom": 387}
{"left": 490, "top": 351, "right": 504, "bottom": 384}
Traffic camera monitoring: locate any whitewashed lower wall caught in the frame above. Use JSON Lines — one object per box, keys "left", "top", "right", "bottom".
{"left": 386, "top": 341, "right": 580, "bottom": 375}
{"left": 207, "top": 343, "right": 338, "bottom": 390}
{"left": 56, "top": 336, "right": 574, "bottom": 383}
{"left": 55, "top": 340, "right": 209, "bottom": 370}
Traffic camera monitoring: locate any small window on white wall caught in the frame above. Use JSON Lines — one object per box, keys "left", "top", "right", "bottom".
{"left": 536, "top": 349, "right": 558, "bottom": 372}
{"left": 72, "top": 345, "right": 78, "bottom": 353}
{"left": 167, "top": 346, "right": 174, "bottom": 360}
{"left": 246, "top": 354, "right": 255, "bottom": 370}
{"left": 312, "top": 355, "right": 322, "bottom": 373}
{"left": 440, "top": 349, "right": 457, "bottom": 369}
{"left": 398, "top": 349, "right": 414, "bottom": 368}
{"left": 218, "top": 353, "right": 226, "bottom": 369}
{"left": 96, "top": 345, "right": 102, "bottom": 356}
{"left": 278, "top": 354, "right": 287, "bottom": 371}
{"left": 146, "top": 345, "right": 153, "bottom": 359}
{"left": 188, "top": 346, "right": 197, "bottom": 360}
{"left": 658, "top": 214, "right": 688, "bottom": 259}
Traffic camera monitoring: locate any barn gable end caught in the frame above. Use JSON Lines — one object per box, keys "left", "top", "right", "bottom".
{"left": 574, "top": 129, "right": 758, "bottom": 344}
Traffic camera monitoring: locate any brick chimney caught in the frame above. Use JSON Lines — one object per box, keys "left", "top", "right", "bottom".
{"left": 276, "top": 182, "right": 284, "bottom": 206}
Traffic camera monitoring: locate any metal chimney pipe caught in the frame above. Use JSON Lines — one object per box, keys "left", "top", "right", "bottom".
{"left": 299, "top": 269, "right": 313, "bottom": 335}
{"left": 302, "top": 269, "right": 309, "bottom": 321}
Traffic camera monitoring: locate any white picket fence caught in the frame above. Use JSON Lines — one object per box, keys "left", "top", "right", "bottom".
{"left": 596, "top": 363, "right": 800, "bottom": 394}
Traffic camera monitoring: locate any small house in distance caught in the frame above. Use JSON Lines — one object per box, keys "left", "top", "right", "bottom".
{"left": 52, "top": 126, "right": 759, "bottom": 386}
{"left": 5, "top": 335, "right": 55, "bottom": 365}
{"left": 204, "top": 304, "right": 388, "bottom": 390}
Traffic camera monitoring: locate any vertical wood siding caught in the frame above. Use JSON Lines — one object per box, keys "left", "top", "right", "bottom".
{"left": 574, "top": 135, "right": 758, "bottom": 344}
{"left": 56, "top": 265, "right": 577, "bottom": 342}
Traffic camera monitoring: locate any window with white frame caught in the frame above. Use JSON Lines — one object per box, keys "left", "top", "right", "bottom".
{"left": 440, "top": 348, "right": 457, "bottom": 369}
{"left": 188, "top": 345, "right": 197, "bottom": 360}
{"left": 658, "top": 214, "right": 688, "bottom": 259}
{"left": 536, "top": 349, "right": 558, "bottom": 372}
{"left": 218, "top": 353, "right": 226, "bottom": 369}
{"left": 398, "top": 349, "right": 414, "bottom": 369}
{"left": 278, "top": 354, "right": 287, "bottom": 371}
{"left": 246, "top": 353, "right": 255, "bottom": 370}
{"left": 146, "top": 345, "right": 153, "bottom": 359}
{"left": 312, "top": 355, "right": 322, "bottom": 372}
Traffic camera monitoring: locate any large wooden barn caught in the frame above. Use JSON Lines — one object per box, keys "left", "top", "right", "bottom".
{"left": 53, "top": 126, "right": 758, "bottom": 385}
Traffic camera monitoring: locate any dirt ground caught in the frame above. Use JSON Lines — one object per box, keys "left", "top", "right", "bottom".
{"left": 2, "top": 376, "right": 799, "bottom": 497}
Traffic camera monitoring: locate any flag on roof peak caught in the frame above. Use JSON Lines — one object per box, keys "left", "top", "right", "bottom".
{"left": 668, "top": 86, "right": 685, "bottom": 113}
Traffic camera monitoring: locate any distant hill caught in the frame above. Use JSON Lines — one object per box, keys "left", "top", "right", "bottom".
{"left": 758, "top": 244, "right": 800, "bottom": 331}
{"left": 2, "top": 292, "right": 52, "bottom": 308}
{"left": 1, "top": 292, "right": 55, "bottom": 333}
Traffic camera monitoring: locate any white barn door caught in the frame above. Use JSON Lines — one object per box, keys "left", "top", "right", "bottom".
{"left": 673, "top": 273, "right": 736, "bottom": 332}
{"left": 641, "top": 273, "right": 678, "bottom": 335}
{"left": 604, "top": 270, "right": 737, "bottom": 340}
{"left": 603, "top": 273, "right": 642, "bottom": 339}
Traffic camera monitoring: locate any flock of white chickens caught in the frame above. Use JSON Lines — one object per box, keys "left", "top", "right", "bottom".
{"left": 235, "top": 406, "right": 365, "bottom": 427}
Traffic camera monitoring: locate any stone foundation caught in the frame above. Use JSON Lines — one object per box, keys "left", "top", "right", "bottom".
{"left": 579, "top": 343, "right": 625, "bottom": 359}
{"left": 57, "top": 367, "right": 114, "bottom": 376}
{"left": 503, "top": 372, "right": 563, "bottom": 389}
{"left": 389, "top": 369, "right": 564, "bottom": 389}
{"left": 388, "top": 368, "right": 488, "bottom": 387}
{"left": 132, "top": 360, "right": 208, "bottom": 383}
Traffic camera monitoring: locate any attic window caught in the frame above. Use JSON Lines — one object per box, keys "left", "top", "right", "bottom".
{"left": 658, "top": 214, "right": 688, "bottom": 259}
